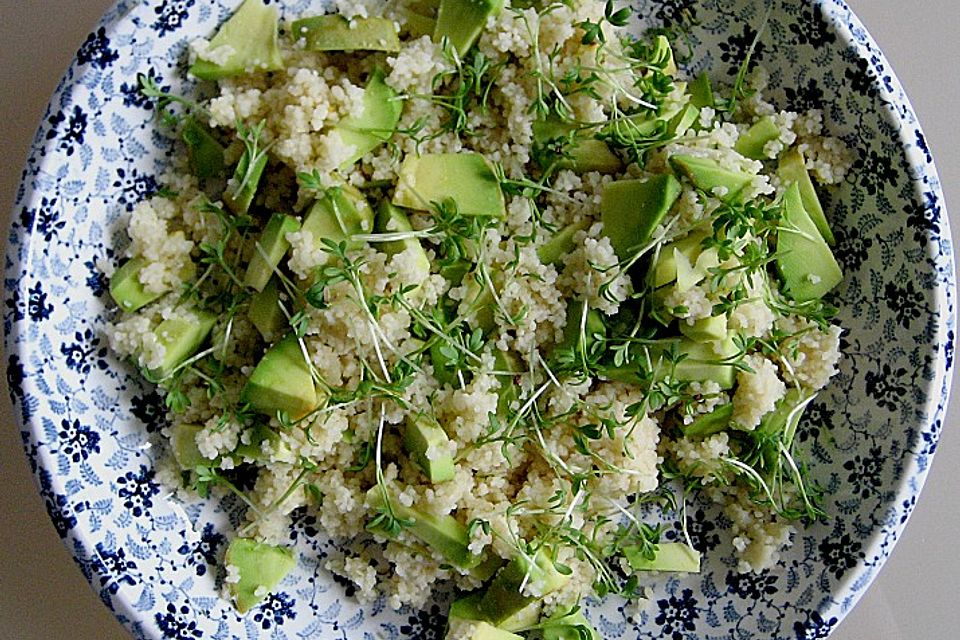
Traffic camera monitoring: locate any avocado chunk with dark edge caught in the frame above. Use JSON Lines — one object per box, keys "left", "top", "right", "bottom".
{"left": 601, "top": 174, "right": 682, "bottom": 260}
{"left": 224, "top": 140, "right": 269, "bottom": 215}
{"left": 244, "top": 214, "right": 300, "bottom": 292}
{"left": 148, "top": 310, "right": 217, "bottom": 380}
{"left": 624, "top": 542, "right": 701, "bottom": 572}
{"left": 300, "top": 184, "right": 376, "bottom": 260}
{"left": 602, "top": 335, "right": 738, "bottom": 390}
{"left": 532, "top": 119, "right": 622, "bottom": 175}
{"left": 478, "top": 550, "right": 570, "bottom": 625}
{"left": 776, "top": 182, "right": 842, "bottom": 302}
{"left": 241, "top": 333, "right": 320, "bottom": 421}
{"left": 292, "top": 15, "right": 400, "bottom": 52}
{"left": 447, "top": 592, "right": 541, "bottom": 634}
{"left": 224, "top": 537, "right": 296, "bottom": 614}
{"left": 403, "top": 412, "right": 456, "bottom": 483}
{"left": 182, "top": 118, "right": 226, "bottom": 179}
{"left": 170, "top": 423, "right": 210, "bottom": 470}
{"left": 734, "top": 116, "right": 781, "bottom": 160}
{"left": 333, "top": 67, "right": 403, "bottom": 171}
{"left": 678, "top": 314, "right": 728, "bottom": 342}
{"left": 539, "top": 608, "right": 602, "bottom": 640}
{"left": 778, "top": 147, "right": 835, "bottom": 245}
{"left": 189, "top": 0, "right": 283, "bottom": 81}
{"left": 434, "top": 0, "right": 505, "bottom": 55}
{"left": 537, "top": 219, "right": 590, "bottom": 266}
{"left": 375, "top": 201, "right": 431, "bottom": 278}
{"left": 682, "top": 402, "right": 734, "bottom": 438}
{"left": 689, "top": 72, "right": 715, "bottom": 109}
{"left": 110, "top": 256, "right": 196, "bottom": 313}
{"left": 670, "top": 154, "right": 754, "bottom": 203}
{"left": 248, "top": 277, "right": 287, "bottom": 341}
{"left": 393, "top": 152, "right": 506, "bottom": 218}
{"left": 402, "top": 0, "right": 439, "bottom": 38}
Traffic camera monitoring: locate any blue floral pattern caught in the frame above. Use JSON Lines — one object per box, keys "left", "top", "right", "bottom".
{"left": 3, "top": 1, "right": 954, "bottom": 638}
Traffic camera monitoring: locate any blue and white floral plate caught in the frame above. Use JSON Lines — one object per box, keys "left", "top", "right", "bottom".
{"left": 5, "top": 1, "right": 954, "bottom": 638}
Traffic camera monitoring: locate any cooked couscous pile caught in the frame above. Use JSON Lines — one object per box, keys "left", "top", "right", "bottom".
{"left": 105, "top": 0, "right": 850, "bottom": 633}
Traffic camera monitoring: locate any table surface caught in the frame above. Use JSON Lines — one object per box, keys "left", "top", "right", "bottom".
{"left": 0, "top": 2, "right": 957, "bottom": 639}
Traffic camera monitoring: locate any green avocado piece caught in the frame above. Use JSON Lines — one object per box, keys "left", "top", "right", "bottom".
{"left": 393, "top": 152, "right": 506, "bottom": 218}
{"left": 224, "top": 537, "right": 296, "bottom": 614}
{"left": 735, "top": 116, "right": 781, "bottom": 160}
{"left": 540, "top": 609, "right": 601, "bottom": 640}
{"left": 241, "top": 333, "right": 320, "bottom": 421}
{"left": 668, "top": 102, "right": 700, "bottom": 136}
{"left": 434, "top": 0, "right": 505, "bottom": 55}
{"left": 689, "top": 72, "right": 715, "bottom": 109}
{"left": 557, "top": 300, "right": 606, "bottom": 358}
{"left": 233, "top": 423, "right": 284, "bottom": 461}
{"left": 776, "top": 182, "right": 842, "bottom": 302}
{"left": 182, "top": 118, "right": 226, "bottom": 179}
{"left": 532, "top": 119, "right": 622, "bottom": 174}
{"left": 244, "top": 214, "right": 300, "bottom": 292}
{"left": 333, "top": 68, "right": 403, "bottom": 171}
{"left": 601, "top": 174, "right": 682, "bottom": 260}
{"left": 537, "top": 219, "right": 590, "bottom": 266}
{"left": 110, "top": 256, "right": 196, "bottom": 313}
{"left": 778, "top": 147, "right": 835, "bottom": 245}
{"left": 673, "top": 335, "right": 738, "bottom": 389}
{"left": 224, "top": 143, "right": 269, "bottom": 215}
{"left": 447, "top": 622, "right": 523, "bottom": 640}
{"left": 149, "top": 310, "right": 217, "bottom": 380}
{"left": 248, "top": 277, "right": 287, "bottom": 341}
{"left": 682, "top": 402, "right": 734, "bottom": 438}
{"left": 301, "top": 184, "right": 376, "bottom": 259}
{"left": 448, "top": 593, "right": 541, "bottom": 634}
{"left": 292, "top": 15, "right": 400, "bottom": 52}
{"left": 624, "top": 542, "right": 701, "bottom": 573}
{"left": 493, "top": 348, "right": 521, "bottom": 418}
{"left": 459, "top": 271, "right": 497, "bottom": 333}
{"left": 400, "top": 0, "right": 439, "bottom": 37}
{"left": 650, "top": 229, "right": 709, "bottom": 289}
{"left": 375, "top": 201, "right": 431, "bottom": 274}
{"left": 670, "top": 154, "right": 754, "bottom": 203}
{"left": 404, "top": 412, "right": 456, "bottom": 483}
{"left": 189, "top": 0, "right": 283, "bottom": 80}
{"left": 679, "top": 314, "right": 728, "bottom": 342}
{"left": 650, "top": 34, "right": 678, "bottom": 76}
{"left": 478, "top": 551, "right": 570, "bottom": 625}
{"left": 750, "top": 388, "right": 812, "bottom": 471}
{"left": 170, "top": 423, "right": 210, "bottom": 470}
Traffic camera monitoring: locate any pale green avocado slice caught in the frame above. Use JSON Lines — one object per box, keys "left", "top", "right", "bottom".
{"left": 224, "top": 537, "right": 296, "bottom": 614}
{"left": 690, "top": 72, "right": 715, "bottom": 109}
{"left": 532, "top": 119, "right": 622, "bottom": 175}
{"left": 401, "top": 0, "right": 439, "bottom": 38}
{"left": 403, "top": 412, "right": 456, "bottom": 483}
{"left": 682, "top": 402, "right": 734, "bottom": 438}
{"left": 650, "top": 228, "right": 710, "bottom": 289}
{"left": 778, "top": 147, "right": 835, "bottom": 245}
{"left": 670, "top": 154, "right": 754, "bottom": 203}
{"left": 540, "top": 609, "right": 601, "bottom": 640}
{"left": 673, "top": 335, "right": 738, "bottom": 389}
{"left": 169, "top": 423, "right": 209, "bottom": 470}
{"left": 679, "top": 314, "right": 728, "bottom": 342}
{"left": 447, "top": 593, "right": 540, "bottom": 635}
{"left": 374, "top": 201, "right": 431, "bottom": 276}
{"left": 478, "top": 550, "right": 570, "bottom": 625}
{"left": 458, "top": 271, "right": 496, "bottom": 333}
{"left": 434, "top": 0, "right": 505, "bottom": 55}
{"left": 244, "top": 213, "right": 300, "bottom": 292}
{"left": 493, "top": 348, "right": 521, "bottom": 419}
{"left": 148, "top": 310, "right": 217, "bottom": 380}
{"left": 224, "top": 143, "right": 269, "bottom": 215}
{"left": 248, "top": 277, "right": 286, "bottom": 341}
{"left": 650, "top": 34, "right": 678, "bottom": 76}
{"left": 668, "top": 102, "right": 701, "bottom": 136}
{"left": 624, "top": 542, "right": 701, "bottom": 573}
{"left": 182, "top": 118, "right": 226, "bottom": 179}
{"left": 333, "top": 67, "right": 403, "bottom": 171}
{"left": 776, "top": 182, "right": 842, "bottom": 302}
{"left": 292, "top": 15, "right": 400, "bottom": 52}
{"left": 735, "top": 116, "right": 781, "bottom": 160}
{"left": 447, "top": 622, "right": 523, "bottom": 640}
{"left": 393, "top": 152, "right": 506, "bottom": 218}
{"left": 110, "top": 256, "right": 196, "bottom": 313}
{"left": 189, "top": 0, "right": 284, "bottom": 80}
{"left": 301, "top": 184, "right": 376, "bottom": 258}
{"left": 556, "top": 300, "right": 606, "bottom": 357}
{"left": 537, "top": 219, "right": 590, "bottom": 266}
{"left": 600, "top": 174, "right": 682, "bottom": 260}
{"left": 241, "top": 333, "right": 319, "bottom": 421}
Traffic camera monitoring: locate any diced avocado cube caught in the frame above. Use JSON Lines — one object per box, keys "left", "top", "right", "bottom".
{"left": 537, "top": 219, "right": 590, "bottom": 266}
{"left": 241, "top": 333, "right": 320, "bottom": 421}
{"left": 601, "top": 175, "right": 682, "bottom": 260}
{"left": 682, "top": 402, "right": 734, "bottom": 438}
{"left": 532, "top": 119, "right": 622, "bottom": 174}
{"left": 400, "top": 0, "right": 439, "bottom": 37}
{"left": 333, "top": 68, "right": 403, "bottom": 171}
{"left": 679, "top": 314, "right": 728, "bottom": 342}
{"left": 668, "top": 103, "right": 700, "bottom": 136}
{"left": 149, "top": 310, "right": 217, "bottom": 380}
{"left": 448, "top": 592, "right": 541, "bottom": 634}
{"left": 449, "top": 592, "right": 485, "bottom": 623}
{"left": 540, "top": 609, "right": 601, "bottom": 640}
{"left": 301, "top": 184, "right": 376, "bottom": 260}
{"left": 778, "top": 148, "right": 835, "bottom": 245}
{"left": 690, "top": 72, "right": 715, "bottom": 109}
{"left": 244, "top": 214, "right": 300, "bottom": 292}
{"left": 233, "top": 423, "right": 283, "bottom": 461}
{"left": 375, "top": 201, "right": 431, "bottom": 277}
{"left": 776, "top": 182, "right": 842, "bottom": 302}
{"left": 624, "top": 542, "right": 701, "bottom": 573}
{"left": 248, "top": 277, "right": 286, "bottom": 341}
{"left": 670, "top": 154, "right": 754, "bottom": 203}
{"left": 110, "top": 256, "right": 196, "bottom": 313}
{"left": 404, "top": 412, "right": 455, "bottom": 483}
{"left": 672, "top": 335, "right": 738, "bottom": 389}
{"left": 182, "top": 118, "right": 226, "bottom": 179}
{"left": 189, "top": 0, "right": 284, "bottom": 80}
{"left": 434, "top": 0, "right": 505, "bottom": 55}
{"left": 170, "top": 423, "right": 209, "bottom": 470}
{"left": 393, "top": 152, "right": 506, "bottom": 218}
{"left": 650, "top": 229, "right": 709, "bottom": 289}
{"left": 292, "top": 15, "right": 400, "bottom": 52}
{"left": 224, "top": 144, "right": 269, "bottom": 215}
{"left": 447, "top": 621, "right": 523, "bottom": 640}
{"left": 224, "top": 537, "right": 296, "bottom": 614}
{"left": 478, "top": 550, "right": 570, "bottom": 625}
{"left": 735, "top": 116, "right": 781, "bottom": 160}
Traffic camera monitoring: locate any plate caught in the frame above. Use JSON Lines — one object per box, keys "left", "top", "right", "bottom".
{"left": 4, "top": 1, "right": 954, "bottom": 638}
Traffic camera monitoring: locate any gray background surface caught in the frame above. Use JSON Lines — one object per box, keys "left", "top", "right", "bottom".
{"left": 0, "top": 1, "right": 956, "bottom": 638}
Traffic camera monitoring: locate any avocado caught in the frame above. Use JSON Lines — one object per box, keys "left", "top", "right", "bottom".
{"left": 241, "top": 333, "right": 320, "bottom": 421}
{"left": 678, "top": 314, "right": 728, "bottom": 342}
{"left": 537, "top": 219, "right": 590, "bottom": 267}
{"left": 434, "top": 0, "right": 505, "bottom": 55}
{"left": 673, "top": 335, "right": 738, "bottom": 389}
{"left": 650, "top": 229, "right": 710, "bottom": 289}
{"left": 300, "top": 184, "right": 375, "bottom": 261}
{"left": 734, "top": 116, "right": 781, "bottom": 160}
{"left": 778, "top": 147, "right": 835, "bottom": 245}
{"left": 182, "top": 118, "right": 226, "bottom": 179}
{"left": 682, "top": 401, "right": 734, "bottom": 437}
{"left": 333, "top": 67, "right": 403, "bottom": 171}
{"left": 149, "top": 310, "right": 217, "bottom": 380}
{"left": 404, "top": 412, "right": 456, "bottom": 483}
{"left": 401, "top": 0, "right": 439, "bottom": 38}
{"left": 540, "top": 609, "right": 601, "bottom": 640}
{"left": 233, "top": 423, "right": 284, "bottom": 461}
{"left": 292, "top": 15, "right": 401, "bottom": 52}
{"left": 431, "top": 339, "right": 460, "bottom": 386}
{"left": 248, "top": 277, "right": 286, "bottom": 341}
{"left": 493, "top": 348, "right": 521, "bottom": 418}
{"left": 393, "top": 152, "right": 506, "bottom": 218}
{"left": 448, "top": 592, "right": 541, "bottom": 634}
{"left": 532, "top": 119, "right": 622, "bottom": 174}
{"left": 110, "top": 256, "right": 196, "bottom": 313}
{"left": 670, "top": 154, "right": 754, "bottom": 203}
{"left": 224, "top": 537, "right": 296, "bottom": 613}
{"left": 478, "top": 550, "right": 570, "bottom": 625}
{"left": 752, "top": 388, "right": 812, "bottom": 472}
{"left": 668, "top": 102, "right": 701, "bottom": 136}
{"left": 375, "top": 201, "right": 431, "bottom": 275}
{"left": 244, "top": 214, "right": 300, "bottom": 292}
{"left": 557, "top": 300, "right": 606, "bottom": 358}
{"left": 189, "top": 0, "right": 283, "bottom": 81}
{"left": 650, "top": 34, "right": 678, "bottom": 76}
{"left": 776, "top": 182, "right": 842, "bottom": 302}
{"left": 689, "top": 72, "right": 715, "bottom": 109}
{"left": 459, "top": 271, "right": 497, "bottom": 333}
{"left": 447, "top": 622, "right": 523, "bottom": 640}
{"left": 600, "top": 174, "right": 682, "bottom": 260}
{"left": 624, "top": 542, "right": 701, "bottom": 573}
{"left": 170, "top": 423, "right": 209, "bottom": 470}
{"left": 224, "top": 143, "right": 268, "bottom": 215}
